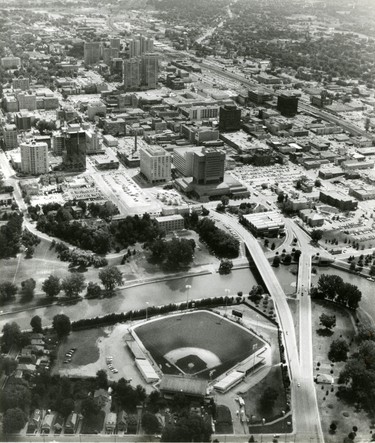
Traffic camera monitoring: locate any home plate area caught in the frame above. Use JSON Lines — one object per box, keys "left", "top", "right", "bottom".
{"left": 164, "top": 347, "right": 221, "bottom": 375}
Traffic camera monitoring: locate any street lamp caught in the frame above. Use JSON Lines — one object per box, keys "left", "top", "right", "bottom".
{"left": 224, "top": 288, "right": 230, "bottom": 316}
{"left": 146, "top": 302, "right": 149, "bottom": 321}
{"left": 185, "top": 284, "right": 191, "bottom": 310}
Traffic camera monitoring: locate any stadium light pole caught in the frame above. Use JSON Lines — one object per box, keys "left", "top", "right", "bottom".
{"left": 185, "top": 284, "right": 191, "bottom": 310}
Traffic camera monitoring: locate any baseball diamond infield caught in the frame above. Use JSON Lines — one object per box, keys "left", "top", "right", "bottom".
{"left": 132, "top": 310, "right": 264, "bottom": 380}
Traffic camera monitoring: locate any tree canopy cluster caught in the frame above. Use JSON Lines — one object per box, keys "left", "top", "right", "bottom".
{"left": 0, "top": 213, "right": 23, "bottom": 259}
{"left": 196, "top": 218, "right": 239, "bottom": 258}
{"left": 149, "top": 238, "right": 196, "bottom": 270}
{"left": 1, "top": 322, "right": 30, "bottom": 353}
{"left": 338, "top": 325, "right": 375, "bottom": 411}
{"left": 0, "top": 281, "right": 18, "bottom": 306}
{"left": 35, "top": 207, "right": 161, "bottom": 254}
{"left": 311, "top": 274, "right": 362, "bottom": 309}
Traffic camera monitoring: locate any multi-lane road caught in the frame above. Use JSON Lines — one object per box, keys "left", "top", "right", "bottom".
{"left": 212, "top": 212, "right": 324, "bottom": 443}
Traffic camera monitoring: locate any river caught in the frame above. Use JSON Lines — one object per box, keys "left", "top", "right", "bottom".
{"left": 2, "top": 264, "right": 374, "bottom": 331}
{"left": 272, "top": 263, "right": 375, "bottom": 325}
{"left": 0, "top": 268, "right": 258, "bottom": 331}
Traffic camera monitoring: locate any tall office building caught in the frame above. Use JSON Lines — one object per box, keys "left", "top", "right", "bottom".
{"left": 111, "top": 58, "right": 123, "bottom": 76}
{"left": 85, "top": 129, "right": 102, "bottom": 154}
{"left": 219, "top": 104, "right": 241, "bottom": 132}
{"left": 129, "top": 39, "right": 141, "bottom": 58}
{"left": 20, "top": 140, "right": 49, "bottom": 175}
{"left": 12, "top": 77, "right": 30, "bottom": 91}
{"left": 17, "top": 92, "right": 37, "bottom": 111}
{"left": 110, "top": 38, "right": 121, "bottom": 50}
{"left": 140, "top": 35, "right": 154, "bottom": 54}
{"left": 277, "top": 92, "right": 299, "bottom": 117}
{"left": 15, "top": 111, "right": 33, "bottom": 131}
{"left": 84, "top": 42, "right": 101, "bottom": 65}
{"left": 129, "top": 35, "right": 154, "bottom": 58}
{"left": 62, "top": 126, "right": 87, "bottom": 171}
{"left": 1, "top": 57, "right": 21, "bottom": 69}
{"left": 139, "top": 145, "right": 171, "bottom": 183}
{"left": 103, "top": 47, "right": 119, "bottom": 65}
{"left": 141, "top": 53, "right": 159, "bottom": 89}
{"left": 192, "top": 147, "right": 225, "bottom": 185}
{"left": 124, "top": 58, "right": 141, "bottom": 90}
{"left": 52, "top": 132, "right": 64, "bottom": 155}
{"left": 3, "top": 124, "right": 18, "bottom": 149}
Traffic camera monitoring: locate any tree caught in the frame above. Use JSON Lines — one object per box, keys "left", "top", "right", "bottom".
{"left": 142, "top": 412, "right": 160, "bottom": 434}
{"left": 42, "top": 275, "right": 61, "bottom": 298}
{"left": 0, "top": 356, "right": 18, "bottom": 376}
{"left": 249, "top": 285, "right": 264, "bottom": 303}
{"left": 2, "top": 407, "right": 27, "bottom": 434}
{"left": 329, "top": 422, "right": 337, "bottom": 434}
{"left": 99, "top": 266, "right": 123, "bottom": 292}
{"left": 61, "top": 273, "right": 85, "bottom": 298}
{"left": 60, "top": 398, "right": 75, "bottom": 418}
{"left": 319, "top": 313, "right": 336, "bottom": 330}
{"left": 0, "top": 281, "right": 18, "bottom": 305}
{"left": 316, "top": 274, "right": 343, "bottom": 300}
{"left": 219, "top": 259, "right": 233, "bottom": 275}
{"left": 293, "top": 249, "right": 301, "bottom": 262}
{"left": 315, "top": 179, "right": 322, "bottom": 187}
{"left": 339, "top": 340, "right": 375, "bottom": 411}
{"left": 161, "top": 414, "right": 212, "bottom": 442}
{"left": 30, "top": 315, "right": 42, "bottom": 333}
{"left": 328, "top": 338, "right": 349, "bottom": 362}
{"left": 85, "top": 282, "right": 102, "bottom": 299}
{"left": 52, "top": 314, "right": 71, "bottom": 339}
{"left": 96, "top": 369, "right": 108, "bottom": 389}
{"left": 81, "top": 397, "right": 101, "bottom": 417}
{"left": 283, "top": 253, "right": 292, "bottom": 265}
{"left": 20, "top": 278, "right": 36, "bottom": 301}
{"left": 356, "top": 324, "right": 375, "bottom": 343}
{"left": 1, "top": 322, "right": 29, "bottom": 353}
{"left": 272, "top": 256, "right": 281, "bottom": 267}
{"left": 0, "top": 379, "right": 31, "bottom": 412}
{"left": 311, "top": 229, "right": 323, "bottom": 243}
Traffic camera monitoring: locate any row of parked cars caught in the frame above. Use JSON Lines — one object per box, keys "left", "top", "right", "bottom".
{"left": 63, "top": 347, "right": 77, "bottom": 364}
{"left": 106, "top": 356, "right": 118, "bottom": 373}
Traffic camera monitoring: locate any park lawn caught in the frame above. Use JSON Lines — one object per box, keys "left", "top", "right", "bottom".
{"left": 311, "top": 299, "right": 371, "bottom": 443}
{"left": 81, "top": 410, "right": 105, "bottom": 434}
{"left": 215, "top": 405, "right": 233, "bottom": 434}
{"left": 52, "top": 328, "right": 107, "bottom": 374}
{"left": 242, "top": 366, "right": 288, "bottom": 425}
{"left": 0, "top": 237, "right": 69, "bottom": 289}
